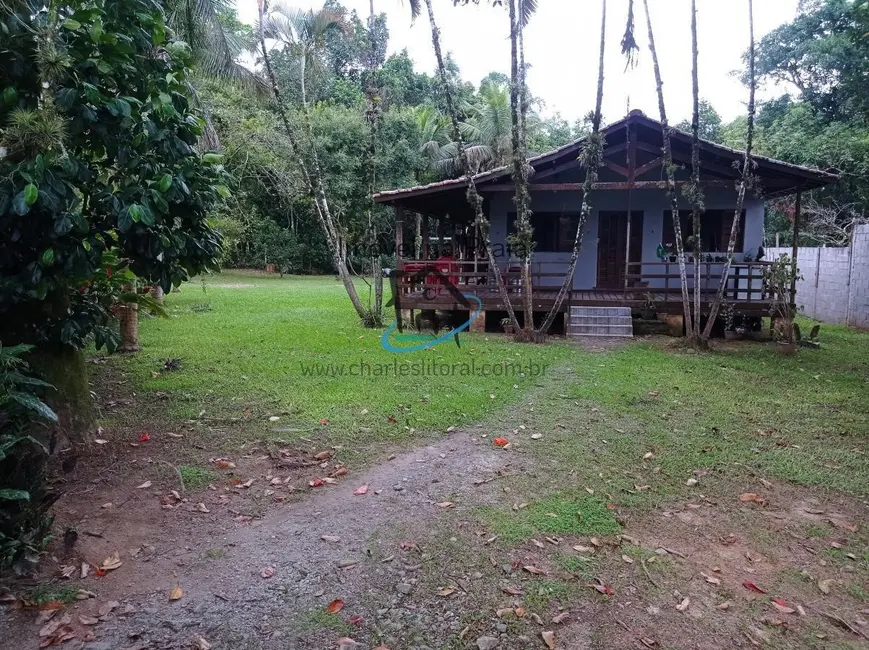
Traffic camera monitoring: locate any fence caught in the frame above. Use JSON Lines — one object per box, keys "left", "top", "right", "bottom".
{"left": 767, "top": 224, "right": 869, "bottom": 328}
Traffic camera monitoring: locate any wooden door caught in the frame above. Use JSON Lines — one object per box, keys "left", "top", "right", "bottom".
{"left": 597, "top": 211, "right": 644, "bottom": 289}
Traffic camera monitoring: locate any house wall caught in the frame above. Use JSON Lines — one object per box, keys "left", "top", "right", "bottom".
{"left": 767, "top": 224, "right": 869, "bottom": 328}
{"left": 488, "top": 188, "right": 765, "bottom": 290}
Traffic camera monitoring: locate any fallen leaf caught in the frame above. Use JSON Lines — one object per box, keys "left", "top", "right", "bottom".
{"left": 818, "top": 578, "right": 835, "bottom": 595}
{"left": 348, "top": 615, "right": 362, "bottom": 626}
{"left": 319, "top": 418, "right": 330, "bottom": 426}
{"left": 573, "top": 545, "right": 594, "bottom": 553}
{"left": 97, "top": 601, "right": 119, "bottom": 617}
{"left": 191, "top": 635, "right": 212, "bottom": 650}
{"left": 436, "top": 501, "right": 454, "bottom": 509}
{"left": 523, "top": 565, "right": 546, "bottom": 575}
{"left": 676, "top": 597, "right": 690, "bottom": 612}
{"left": 686, "top": 478, "right": 699, "bottom": 487}
{"left": 234, "top": 515, "right": 253, "bottom": 524}
{"left": 314, "top": 451, "right": 331, "bottom": 461}
{"left": 332, "top": 467, "right": 348, "bottom": 478}
{"left": 532, "top": 539, "right": 545, "bottom": 548}
{"left": 541, "top": 630, "right": 556, "bottom": 649}
{"left": 552, "top": 612, "right": 570, "bottom": 624}
{"left": 502, "top": 586, "right": 523, "bottom": 596}
{"left": 493, "top": 437, "right": 509, "bottom": 447}
{"left": 260, "top": 567, "right": 275, "bottom": 579}
{"left": 78, "top": 615, "right": 99, "bottom": 626}
{"left": 335, "top": 638, "right": 359, "bottom": 649}
{"left": 701, "top": 572, "right": 721, "bottom": 585}
{"left": 770, "top": 599, "right": 795, "bottom": 614}
{"left": 587, "top": 578, "right": 613, "bottom": 596}
{"left": 716, "top": 601, "right": 731, "bottom": 611}
{"left": 138, "top": 433, "right": 151, "bottom": 442}
{"left": 621, "top": 555, "right": 634, "bottom": 564}
{"left": 169, "top": 584, "right": 183, "bottom": 601}
{"left": 213, "top": 459, "right": 235, "bottom": 470}
{"left": 353, "top": 485, "right": 369, "bottom": 496}
{"left": 136, "top": 481, "right": 152, "bottom": 489}
{"left": 743, "top": 581, "right": 767, "bottom": 594}
{"left": 643, "top": 452, "right": 654, "bottom": 460}
{"left": 100, "top": 552, "right": 122, "bottom": 571}
{"left": 326, "top": 599, "right": 344, "bottom": 614}
{"left": 739, "top": 493, "right": 766, "bottom": 505}
{"left": 196, "top": 503, "right": 210, "bottom": 513}
{"left": 321, "top": 535, "right": 341, "bottom": 543}
{"left": 436, "top": 587, "right": 456, "bottom": 597}
{"left": 514, "top": 606, "right": 526, "bottom": 617}
{"left": 309, "top": 479, "right": 325, "bottom": 488}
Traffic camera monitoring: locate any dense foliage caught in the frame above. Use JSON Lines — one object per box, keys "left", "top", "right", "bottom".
{"left": 0, "top": 0, "right": 227, "bottom": 351}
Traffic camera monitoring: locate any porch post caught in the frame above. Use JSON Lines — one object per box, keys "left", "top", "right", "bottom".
{"left": 422, "top": 213, "right": 430, "bottom": 260}
{"left": 790, "top": 191, "right": 801, "bottom": 305}
{"left": 624, "top": 123, "right": 636, "bottom": 293}
{"left": 395, "top": 204, "right": 404, "bottom": 269}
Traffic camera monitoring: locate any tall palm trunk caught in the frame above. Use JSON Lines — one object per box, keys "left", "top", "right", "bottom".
{"left": 256, "top": 0, "right": 368, "bottom": 320}
{"left": 366, "top": 0, "right": 384, "bottom": 323}
{"left": 689, "top": 0, "right": 704, "bottom": 345}
{"left": 702, "top": 0, "right": 756, "bottom": 340}
{"left": 641, "top": 0, "right": 693, "bottom": 337}
{"left": 422, "top": 0, "right": 521, "bottom": 333}
{"left": 539, "top": 0, "right": 607, "bottom": 334}
{"left": 508, "top": 0, "right": 534, "bottom": 335}
{"left": 117, "top": 282, "right": 141, "bottom": 353}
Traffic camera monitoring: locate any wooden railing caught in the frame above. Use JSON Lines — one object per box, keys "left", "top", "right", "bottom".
{"left": 625, "top": 260, "right": 774, "bottom": 303}
{"left": 395, "top": 260, "right": 564, "bottom": 296}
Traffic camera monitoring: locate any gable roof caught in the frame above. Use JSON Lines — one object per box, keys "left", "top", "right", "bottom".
{"left": 373, "top": 110, "right": 838, "bottom": 207}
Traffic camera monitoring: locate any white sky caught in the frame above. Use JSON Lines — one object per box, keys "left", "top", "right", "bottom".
{"left": 236, "top": 0, "right": 800, "bottom": 125}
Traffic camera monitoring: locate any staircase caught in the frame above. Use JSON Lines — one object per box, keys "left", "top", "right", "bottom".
{"left": 567, "top": 306, "right": 634, "bottom": 338}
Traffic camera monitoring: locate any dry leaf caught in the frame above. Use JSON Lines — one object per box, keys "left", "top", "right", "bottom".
{"left": 743, "top": 581, "right": 767, "bottom": 594}
{"left": 353, "top": 485, "right": 368, "bottom": 496}
{"left": 59, "top": 564, "right": 75, "bottom": 579}
{"left": 701, "top": 572, "right": 721, "bottom": 585}
{"left": 739, "top": 493, "right": 766, "bottom": 504}
{"left": 78, "top": 615, "right": 99, "bottom": 626}
{"left": 514, "top": 606, "right": 526, "bottom": 617}
{"left": 573, "top": 545, "right": 594, "bottom": 553}
{"left": 587, "top": 578, "right": 613, "bottom": 596}
{"left": 716, "top": 601, "right": 731, "bottom": 611}
{"left": 589, "top": 537, "right": 602, "bottom": 547}
{"left": 523, "top": 565, "right": 547, "bottom": 575}
{"left": 335, "top": 638, "right": 359, "bottom": 649}
{"left": 621, "top": 555, "right": 634, "bottom": 564}
{"left": 436, "top": 501, "right": 454, "bottom": 509}
{"left": 321, "top": 535, "right": 341, "bottom": 543}
{"left": 260, "top": 567, "right": 275, "bottom": 579}
{"left": 771, "top": 599, "right": 795, "bottom": 614}
{"left": 532, "top": 539, "right": 545, "bottom": 548}
{"left": 136, "top": 481, "right": 152, "bottom": 489}
{"left": 818, "top": 578, "right": 835, "bottom": 595}
{"left": 331, "top": 467, "right": 348, "bottom": 477}
{"left": 191, "top": 635, "right": 212, "bottom": 650}
{"left": 100, "top": 552, "right": 122, "bottom": 571}
{"left": 326, "top": 599, "right": 344, "bottom": 614}
{"left": 542, "top": 630, "right": 556, "bottom": 649}
{"left": 97, "top": 601, "right": 119, "bottom": 617}
{"left": 686, "top": 478, "right": 699, "bottom": 487}
{"left": 552, "top": 612, "right": 570, "bottom": 624}
{"left": 169, "top": 584, "right": 183, "bottom": 601}
{"left": 643, "top": 452, "right": 654, "bottom": 460}
{"left": 196, "top": 503, "right": 210, "bottom": 513}
{"left": 676, "top": 597, "right": 690, "bottom": 612}
{"left": 80, "top": 563, "right": 90, "bottom": 579}
{"left": 436, "top": 587, "right": 456, "bottom": 597}
{"left": 502, "top": 586, "right": 523, "bottom": 596}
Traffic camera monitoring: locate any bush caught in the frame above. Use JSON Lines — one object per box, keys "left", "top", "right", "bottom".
{"left": 0, "top": 344, "right": 57, "bottom": 571}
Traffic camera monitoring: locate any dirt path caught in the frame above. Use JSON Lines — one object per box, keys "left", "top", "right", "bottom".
{"left": 0, "top": 428, "right": 525, "bottom": 650}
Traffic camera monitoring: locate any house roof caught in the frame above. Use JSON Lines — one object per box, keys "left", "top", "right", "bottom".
{"left": 373, "top": 110, "right": 838, "bottom": 212}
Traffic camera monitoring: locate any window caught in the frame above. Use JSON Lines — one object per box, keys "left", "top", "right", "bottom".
{"left": 663, "top": 210, "right": 745, "bottom": 253}
{"left": 508, "top": 212, "right": 581, "bottom": 253}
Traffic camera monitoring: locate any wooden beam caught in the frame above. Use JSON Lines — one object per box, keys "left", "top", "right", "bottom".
{"left": 790, "top": 191, "right": 801, "bottom": 304}
{"left": 633, "top": 157, "right": 663, "bottom": 178}
{"left": 534, "top": 158, "right": 583, "bottom": 180}
{"left": 395, "top": 205, "right": 404, "bottom": 266}
{"left": 480, "top": 180, "right": 737, "bottom": 192}
{"left": 604, "top": 160, "right": 630, "bottom": 178}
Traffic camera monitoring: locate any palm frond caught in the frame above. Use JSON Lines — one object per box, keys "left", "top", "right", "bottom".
{"left": 519, "top": 0, "right": 537, "bottom": 28}
{"left": 621, "top": 0, "right": 640, "bottom": 69}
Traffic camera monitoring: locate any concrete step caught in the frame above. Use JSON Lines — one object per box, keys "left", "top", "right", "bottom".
{"left": 567, "top": 324, "right": 634, "bottom": 337}
{"left": 569, "top": 315, "right": 634, "bottom": 327}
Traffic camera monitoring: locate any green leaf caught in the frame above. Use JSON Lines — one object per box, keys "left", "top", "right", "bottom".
{"left": 157, "top": 174, "right": 172, "bottom": 193}
{"left": 128, "top": 204, "right": 143, "bottom": 223}
{"left": 23, "top": 183, "right": 38, "bottom": 206}
{"left": 62, "top": 18, "right": 82, "bottom": 30}
{"left": 9, "top": 392, "right": 58, "bottom": 422}
{"left": 2, "top": 87, "right": 17, "bottom": 105}
{"left": 202, "top": 153, "right": 223, "bottom": 165}
{"left": 40, "top": 248, "right": 55, "bottom": 266}
{"left": 12, "top": 190, "right": 30, "bottom": 216}
{"left": 138, "top": 203, "right": 155, "bottom": 226}
{"left": 0, "top": 489, "right": 30, "bottom": 502}
{"left": 214, "top": 184, "right": 231, "bottom": 198}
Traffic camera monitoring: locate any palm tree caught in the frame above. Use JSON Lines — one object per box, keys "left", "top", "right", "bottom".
{"left": 256, "top": 0, "right": 369, "bottom": 322}
{"left": 641, "top": 0, "right": 694, "bottom": 340}
{"left": 702, "top": 0, "right": 757, "bottom": 341}
{"left": 420, "top": 0, "right": 522, "bottom": 333}
{"left": 688, "top": 0, "right": 704, "bottom": 345}
{"left": 539, "top": 0, "right": 608, "bottom": 334}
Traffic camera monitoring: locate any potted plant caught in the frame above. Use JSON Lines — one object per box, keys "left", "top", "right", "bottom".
{"left": 641, "top": 293, "right": 657, "bottom": 321}
{"left": 500, "top": 317, "right": 514, "bottom": 335}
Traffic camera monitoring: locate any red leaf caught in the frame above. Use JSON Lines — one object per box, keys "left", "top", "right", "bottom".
{"left": 319, "top": 418, "right": 329, "bottom": 425}
{"left": 493, "top": 437, "right": 509, "bottom": 447}
{"left": 353, "top": 485, "right": 369, "bottom": 496}
{"left": 138, "top": 432, "right": 151, "bottom": 442}
{"left": 326, "top": 599, "right": 344, "bottom": 614}
{"left": 348, "top": 615, "right": 363, "bottom": 626}
{"left": 587, "top": 578, "right": 614, "bottom": 596}
{"left": 387, "top": 416, "right": 398, "bottom": 424}
{"left": 743, "top": 581, "right": 767, "bottom": 594}
{"left": 606, "top": 503, "right": 618, "bottom": 510}
{"left": 772, "top": 597, "right": 787, "bottom": 606}
{"left": 309, "top": 479, "right": 325, "bottom": 488}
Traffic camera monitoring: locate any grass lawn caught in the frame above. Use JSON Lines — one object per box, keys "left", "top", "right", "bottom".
{"left": 110, "top": 270, "right": 573, "bottom": 454}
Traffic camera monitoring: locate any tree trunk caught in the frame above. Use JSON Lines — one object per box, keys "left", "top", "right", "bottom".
{"left": 256, "top": 0, "right": 368, "bottom": 321}
{"left": 117, "top": 283, "right": 141, "bottom": 353}
{"left": 423, "top": 0, "right": 521, "bottom": 334}
{"left": 508, "top": 0, "right": 534, "bottom": 335}
{"left": 642, "top": 0, "right": 694, "bottom": 338}
{"left": 539, "top": 0, "right": 608, "bottom": 335}
{"left": 689, "top": 0, "right": 705, "bottom": 347}
{"left": 701, "top": 0, "right": 756, "bottom": 341}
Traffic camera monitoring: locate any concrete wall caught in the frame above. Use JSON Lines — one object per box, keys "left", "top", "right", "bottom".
{"left": 488, "top": 188, "right": 765, "bottom": 290}
{"left": 767, "top": 224, "right": 869, "bottom": 328}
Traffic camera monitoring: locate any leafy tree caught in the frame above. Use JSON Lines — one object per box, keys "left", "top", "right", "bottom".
{"left": 676, "top": 99, "right": 723, "bottom": 142}
{"left": 0, "top": 0, "right": 226, "bottom": 441}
